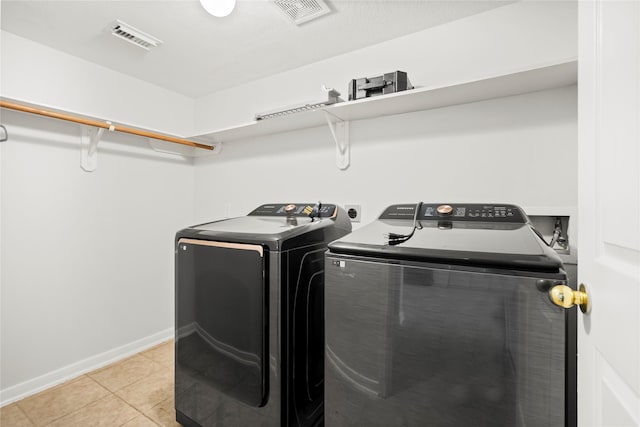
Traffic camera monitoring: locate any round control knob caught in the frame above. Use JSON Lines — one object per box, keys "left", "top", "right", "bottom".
{"left": 284, "top": 204, "right": 298, "bottom": 226}
{"left": 437, "top": 204, "right": 453, "bottom": 216}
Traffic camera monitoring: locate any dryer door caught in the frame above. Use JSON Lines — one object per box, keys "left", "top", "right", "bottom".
{"left": 176, "top": 239, "right": 267, "bottom": 410}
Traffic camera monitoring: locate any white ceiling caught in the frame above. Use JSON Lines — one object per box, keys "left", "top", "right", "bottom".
{"left": 1, "top": 0, "right": 512, "bottom": 99}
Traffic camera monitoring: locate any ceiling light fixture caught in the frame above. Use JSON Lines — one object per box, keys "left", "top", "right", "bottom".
{"left": 200, "top": 0, "right": 236, "bottom": 17}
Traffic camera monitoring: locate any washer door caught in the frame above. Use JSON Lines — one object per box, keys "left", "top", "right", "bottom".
{"left": 176, "top": 239, "right": 267, "bottom": 409}
{"left": 324, "top": 256, "right": 572, "bottom": 427}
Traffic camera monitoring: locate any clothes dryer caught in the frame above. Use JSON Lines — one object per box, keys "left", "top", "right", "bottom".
{"left": 324, "top": 203, "right": 576, "bottom": 427}
{"left": 175, "top": 203, "right": 351, "bottom": 427}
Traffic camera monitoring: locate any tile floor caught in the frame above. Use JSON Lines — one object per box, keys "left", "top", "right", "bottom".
{"left": 1, "top": 340, "right": 179, "bottom": 427}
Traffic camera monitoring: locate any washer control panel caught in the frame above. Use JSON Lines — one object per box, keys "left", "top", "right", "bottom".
{"left": 248, "top": 203, "right": 336, "bottom": 217}
{"left": 380, "top": 203, "right": 526, "bottom": 223}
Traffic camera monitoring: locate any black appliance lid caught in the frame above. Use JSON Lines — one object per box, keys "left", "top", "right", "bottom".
{"left": 176, "top": 203, "right": 341, "bottom": 250}
{"left": 329, "top": 203, "right": 564, "bottom": 272}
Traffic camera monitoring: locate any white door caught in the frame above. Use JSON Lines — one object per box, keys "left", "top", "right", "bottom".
{"left": 578, "top": 1, "right": 640, "bottom": 425}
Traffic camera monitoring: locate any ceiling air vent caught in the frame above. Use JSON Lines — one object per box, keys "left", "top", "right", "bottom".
{"left": 272, "top": 0, "right": 332, "bottom": 25}
{"left": 109, "top": 20, "right": 163, "bottom": 51}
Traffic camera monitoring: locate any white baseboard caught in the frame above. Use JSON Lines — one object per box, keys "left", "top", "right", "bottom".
{"left": 0, "top": 327, "right": 174, "bottom": 407}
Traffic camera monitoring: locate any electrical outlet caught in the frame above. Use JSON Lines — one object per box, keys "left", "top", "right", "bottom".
{"left": 344, "top": 204, "right": 361, "bottom": 223}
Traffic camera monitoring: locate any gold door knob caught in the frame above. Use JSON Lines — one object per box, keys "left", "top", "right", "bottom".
{"left": 549, "top": 283, "right": 591, "bottom": 313}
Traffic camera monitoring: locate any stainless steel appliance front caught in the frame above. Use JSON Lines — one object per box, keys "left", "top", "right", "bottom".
{"left": 325, "top": 255, "right": 573, "bottom": 427}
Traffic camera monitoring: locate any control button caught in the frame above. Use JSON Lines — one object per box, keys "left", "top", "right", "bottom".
{"left": 437, "top": 204, "right": 453, "bottom": 216}
{"left": 284, "top": 204, "right": 298, "bottom": 225}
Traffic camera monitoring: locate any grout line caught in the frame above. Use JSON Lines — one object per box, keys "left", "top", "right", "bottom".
{"left": 87, "top": 355, "right": 167, "bottom": 394}
{"left": 17, "top": 375, "right": 110, "bottom": 427}
{"left": 128, "top": 411, "right": 161, "bottom": 427}
{"left": 1, "top": 330, "right": 174, "bottom": 407}
{"left": 15, "top": 402, "right": 37, "bottom": 427}
{"left": 12, "top": 342, "right": 174, "bottom": 426}
{"left": 112, "top": 395, "right": 145, "bottom": 427}
{"left": 41, "top": 380, "right": 114, "bottom": 427}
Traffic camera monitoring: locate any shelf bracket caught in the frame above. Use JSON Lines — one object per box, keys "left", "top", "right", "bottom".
{"left": 323, "top": 111, "right": 349, "bottom": 170}
{"left": 80, "top": 123, "right": 112, "bottom": 172}
{"left": 0, "top": 125, "right": 8, "bottom": 142}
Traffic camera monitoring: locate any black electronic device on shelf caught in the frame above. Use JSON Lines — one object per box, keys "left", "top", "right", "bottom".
{"left": 348, "top": 70, "right": 413, "bottom": 101}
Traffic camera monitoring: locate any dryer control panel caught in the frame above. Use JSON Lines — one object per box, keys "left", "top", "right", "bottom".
{"left": 380, "top": 203, "right": 527, "bottom": 223}
{"left": 248, "top": 203, "right": 337, "bottom": 218}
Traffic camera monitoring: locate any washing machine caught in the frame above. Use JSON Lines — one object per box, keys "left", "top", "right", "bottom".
{"left": 175, "top": 203, "right": 351, "bottom": 427}
{"left": 324, "top": 203, "right": 577, "bottom": 427}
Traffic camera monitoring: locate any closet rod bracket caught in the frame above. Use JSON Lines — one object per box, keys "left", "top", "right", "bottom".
{"left": 323, "top": 111, "right": 350, "bottom": 170}
{"left": 80, "top": 124, "right": 112, "bottom": 172}
{"left": 0, "top": 125, "right": 8, "bottom": 142}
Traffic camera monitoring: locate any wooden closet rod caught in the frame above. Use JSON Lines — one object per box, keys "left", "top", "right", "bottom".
{"left": 0, "top": 100, "right": 214, "bottom": 151}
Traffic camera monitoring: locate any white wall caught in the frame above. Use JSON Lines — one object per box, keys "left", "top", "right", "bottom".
{"left": 192, "top": 0, "right": 578, "bottom": 259}
{"left": 0, "top": 32, "right": 197, "bottom": 404}
{"left": 194, "top": 1, "right": 577, "bottom": 134}
{"left": 194, "top": 85, "right": 577, "bottom": 225}
{"left": 1, "top": 31, "right": 195, "bottom": 137}
{"left": 0, "top": 109, "right": 194, "bottom": 404}
{"left": 193, "top": 1, "right": 578, "bottom": 226}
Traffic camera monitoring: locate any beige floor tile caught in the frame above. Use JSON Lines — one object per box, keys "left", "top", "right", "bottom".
{"left": 0, "top": 403, "right": 35, "bottom": 426}
{"left": 16, "top": 376, "right": 109, "bottom": 426}
{"left": 141, "top": 341, "right": 174, "bottom": 367}
{"left": 89, "top": 354, "right": 164, "bottom": 392}
{"left": 121, "top": 413, "right": 159, "bottom": 426}
{"left": 115, "top": 368, "right": 173, "bottom": 412}
{"left": 47, "top": 394, "right": 139, "bottom": 427}
{"left": 142, "top": 396, "right": 181, "bottom": 427}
